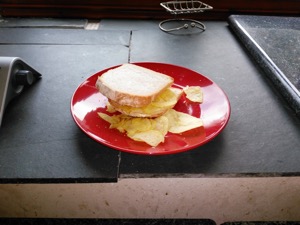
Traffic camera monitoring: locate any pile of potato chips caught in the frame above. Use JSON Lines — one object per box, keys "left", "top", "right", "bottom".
{"left": 98, "top": 86, "right": 204, "bottom": 147}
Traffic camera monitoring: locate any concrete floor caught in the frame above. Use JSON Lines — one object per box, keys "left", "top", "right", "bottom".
{"left": 1, "top": 177, "right": 300, "bottom": 224}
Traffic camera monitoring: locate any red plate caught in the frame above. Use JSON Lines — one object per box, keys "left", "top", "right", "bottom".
{"left": 71, "top": 62, "right": 230, "bottom": 155}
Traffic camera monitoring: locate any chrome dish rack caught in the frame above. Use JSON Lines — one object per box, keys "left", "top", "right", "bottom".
{"left": 159, "top": 0, "right": 213, "bottom": 33}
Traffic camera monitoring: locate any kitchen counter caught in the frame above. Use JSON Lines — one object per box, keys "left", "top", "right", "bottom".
{"left": 0, "top": 17, "right": 299, "bottom": 184}
{"left": 228, "top": 15, "right": 300, "bottom": 117}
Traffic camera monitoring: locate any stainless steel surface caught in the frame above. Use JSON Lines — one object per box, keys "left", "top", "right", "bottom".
{"left": 0, "top": 57, "right": 41, "bottom": 126}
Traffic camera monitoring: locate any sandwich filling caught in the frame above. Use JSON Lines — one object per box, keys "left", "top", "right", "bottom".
{"left": 108, "top": 87, "right": 183, "bottom": 118}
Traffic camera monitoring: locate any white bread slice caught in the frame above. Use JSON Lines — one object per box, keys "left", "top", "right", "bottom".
{"left": 109, "top": 87, "right": 183, "bottom": 118}
{"left": 96, "top": 63, "right": 174, "bottom": 107}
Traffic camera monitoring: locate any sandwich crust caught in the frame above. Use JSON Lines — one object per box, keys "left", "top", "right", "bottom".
{"left": 96, "top": 63, "right": 174, "bottom": 107}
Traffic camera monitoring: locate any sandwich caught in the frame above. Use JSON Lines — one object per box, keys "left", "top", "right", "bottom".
{"left": 96, "top": 63, "right": 183, "bottom": 118}
{"left": 95, "top": 63, "right": 204, "bottom": 147}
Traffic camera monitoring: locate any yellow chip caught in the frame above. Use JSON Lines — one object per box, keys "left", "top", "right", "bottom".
{"left": 98, "top": 112, "right": 116, "bottom": 124}
{"left": 184, "top": 86, "right": 203, "bottom": 103}
{"left": 154, "top": 115, "right": 169, "bottom": 136}
{"left": 98, "top": 96, "right": 204, "bottom": 146}
{"left": 129, "top": 130, "right": 165, "bottom": 147}
{"left": 164, "top": 109, "right": 203, "bottom": 133}
{"left": 98, "top": 112, "right": 169, "bottom": 147}
{"left": 150, "top": 88, "right": 178, "bottom": 107}
{"left": 106, "top": 102, "right": 116, "bottom": 113}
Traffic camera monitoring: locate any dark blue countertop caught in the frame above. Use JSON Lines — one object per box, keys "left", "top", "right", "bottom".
{"left": 0, "top": 18, "right": 300, "bottom": 183}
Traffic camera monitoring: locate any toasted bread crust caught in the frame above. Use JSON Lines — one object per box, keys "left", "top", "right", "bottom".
{"left": 96, "top": 64, "right": 174, "bottom": 107}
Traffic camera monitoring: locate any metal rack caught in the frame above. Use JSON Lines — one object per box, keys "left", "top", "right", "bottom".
{"left": 159, "top": 0, "right": 213, "bottom": 33}
{"left": 160, "top": 1, "right": 212, "bottom": 14}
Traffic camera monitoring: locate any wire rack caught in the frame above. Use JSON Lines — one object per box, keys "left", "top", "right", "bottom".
{"left": 159, "top": 0, "right": 213, "bottom": 33}
{"left": 160, "top": 0, "right": 213, "bottom": 15}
